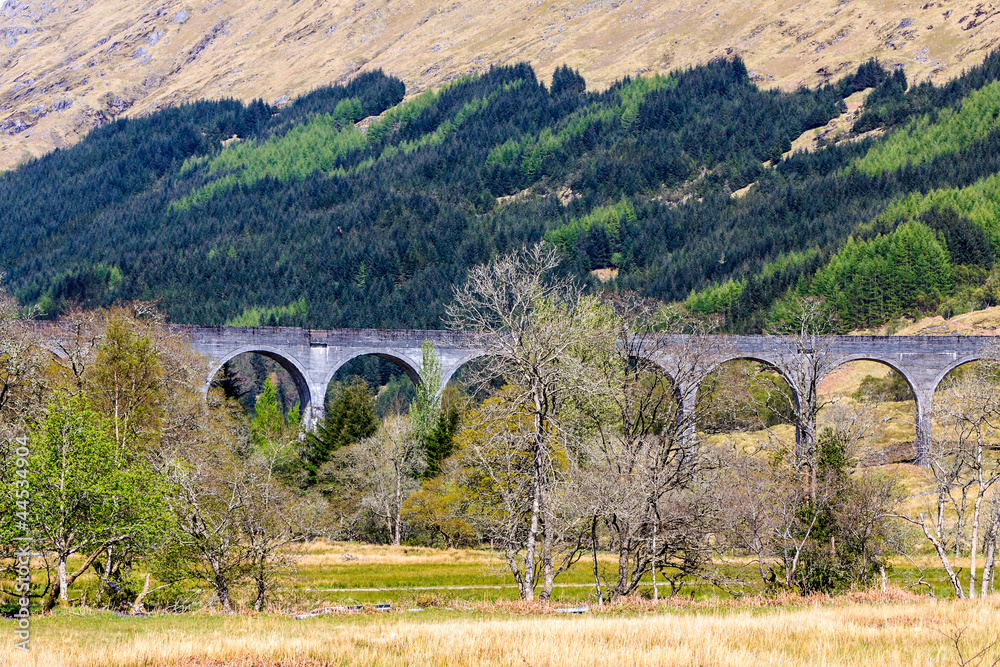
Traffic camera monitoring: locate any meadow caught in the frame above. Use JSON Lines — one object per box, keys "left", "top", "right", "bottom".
{"left": 4, "top": 535, "right": 992, "bottom": 667}
{"left": 3, "top": 585, "right": 1000, "bottom": 666}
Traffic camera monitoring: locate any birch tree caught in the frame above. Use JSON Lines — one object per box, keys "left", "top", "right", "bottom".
{"left": 24, "top": 397, "right": 170, "bottom": 611}
{"left": 346, "top": 415, "right": 426, "bottom": 546}
{"left": 445, "top": 243, "right": 601, "bottom": 599}
{"left": 575, "top": 297, "right": 718, "bottom": 601}
{"left": 898, "top": 361, "right": 1000, "bottom": 598}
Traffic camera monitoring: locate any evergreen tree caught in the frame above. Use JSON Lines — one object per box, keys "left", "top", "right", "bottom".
{"left": 303, "top": 379, "right": 378, "bottom": 480}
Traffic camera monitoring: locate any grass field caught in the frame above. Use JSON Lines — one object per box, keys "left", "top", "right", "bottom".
{"left": 2, "top": 532, "right": 993, "bottom": 666}
{"left": 44, "top": 537, "right": 966, "bottom": 613}
{"left": 4, "top": 594, "right": 1000, "bottom": 666}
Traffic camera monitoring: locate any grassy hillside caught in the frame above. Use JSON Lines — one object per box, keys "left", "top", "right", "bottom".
{"left": 8, "top": 53, "right": 1000, "bottom": 331}
{"left": 3, "top": 0, "right": 1000, "bottom": 171}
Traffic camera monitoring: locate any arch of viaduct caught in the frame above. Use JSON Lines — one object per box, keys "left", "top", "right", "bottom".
{"left": 177, "top": 325, "right": 1000, "bottom": 465}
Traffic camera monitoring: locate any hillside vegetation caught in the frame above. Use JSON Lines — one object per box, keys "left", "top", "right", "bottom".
{"left": 10, "top": 53, "right": 1000, "bottom": 330}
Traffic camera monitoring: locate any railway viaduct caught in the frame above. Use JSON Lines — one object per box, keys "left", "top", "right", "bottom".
{"left": 177, "top": 325, "right": 1000, "bottom": 465}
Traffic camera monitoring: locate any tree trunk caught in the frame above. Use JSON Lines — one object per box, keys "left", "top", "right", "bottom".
{"left": 540, "top": 521, "right": 554, "bottom": 599}
{"left": 393, "top": 468, "right": 403, "bottom": 547}
{"left": 969, "top": 477, "right": 984, "bottom": 598}
{"left": 540, "top": 485, "right": 555, "bottom": 600}
{"left": 522, "top": 471, "right": 540, "bottom": 601}
{"left": 44, "top": 544, "right": 114, "bottom": 612}
{"left": 921, "top": 518, "right": 966, "bottom": 598}
{"left": 591, "top": 517, "right": 603, "bottom": 605}
{"left": 981, "top": 508, "right": 999, "bottom": 597}
{"left": 981, "top": 539, "right": 995, "bottom": 598}
{"left": 215, "top": 574, "right": 233, "bottom": 612}
{"left": 58, "top": 556, "right": 69, "bottom": 607}
{"left": 652, "top": 526, "right": 658, "bottom": 602}
{"left": 253, "top": 568, "right": 265, "bottom": 612}
{"left": 613, "top": 533, "right": 631, "bottom": 602}
{"left": 133, "top": 573, "right": 151, "bottom": 614}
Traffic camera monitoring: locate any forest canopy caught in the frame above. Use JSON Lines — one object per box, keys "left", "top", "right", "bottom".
{"left": 6, "top": 53, "right": 1000, "bottom": 331}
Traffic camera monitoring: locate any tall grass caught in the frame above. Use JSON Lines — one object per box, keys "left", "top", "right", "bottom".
{"left": 6, "top": 596, "right": 1000, "bottom": 666}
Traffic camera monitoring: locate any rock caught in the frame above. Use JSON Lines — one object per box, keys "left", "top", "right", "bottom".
{"left": 173, "top": 10, "right": 189, "bottom": 24}
{"left": 1, "top": 117, "right": 30, "bottom": 134}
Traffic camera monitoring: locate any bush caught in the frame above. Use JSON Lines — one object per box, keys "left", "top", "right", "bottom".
{"left": 852, "top": 371, "right": 914, "bottom": 402}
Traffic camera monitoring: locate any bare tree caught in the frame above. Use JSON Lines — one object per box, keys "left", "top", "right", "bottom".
{"left": 445, "top": 243, "right": 602, "bottom": 599}
{"left": 0, "top": 287, "right": 46, "bottom": 443}
{"left": 242, "top": 430, "right": 321, "bottom": 611}
{"left": 764, "top": 296, "right": 841, "bottom": 499}
{"left": 345, "top": 415, "right": 426, "bottom": 546}
{"left": 897, "top": 359, "right": 1000, "bottom": 598}
{"left": 712, "top": 446, "right": 817, "bottom": 591}
{"left": 713, "top": 409, "right": 900, "bottom": 595}
{"left": 573, "top": 297, "right": 719, "bottom": 601}
{"left": 457, "top": 387, "right": 585, "bottom": 599}
{"left": 159, "top": 413, "right": 250, "bottom": 612}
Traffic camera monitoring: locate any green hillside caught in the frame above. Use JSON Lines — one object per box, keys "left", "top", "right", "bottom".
{"left": 7, "top": 55, "right": 1000, "bottom": 331}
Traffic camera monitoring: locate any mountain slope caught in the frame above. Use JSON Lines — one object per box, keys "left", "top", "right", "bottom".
{"left": 4, "top": 0, "right": 1000, "bottom": 171}
{"left": 7, "top": 53, "right": 1000, "bottom": 333}
{"left": 0, "top": 59, "right": 851, "bottom": 328}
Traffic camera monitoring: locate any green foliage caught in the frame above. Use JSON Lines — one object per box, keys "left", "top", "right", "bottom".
{"left": 551, "top": 65, "right": 586, "bottom": 96}
{"left": 226, "top": 298, "right": 309, "bottom": 327}
{"left": 34, "top": 263, "right": 126, "bottom": 316}
{"left": 11, "top": 56, "right": 1000, "bottom": 333}
{"left": 788, "top": 429, "right": 900, "bottom": 595}
{"left": 376, "top": 374, "right": 416, "bottom": 417}
{"left": 877, "top": 173, "right": 1000, "bottom": 252}
{"left": 175, "top": 109, "right": 368, "bottom": 209}
{"left": 853, "top": 50, "right": 1000, "bottom": 134}
{"left": 423, "top": 407, "right": 461, "bottom": 479}
{"left": 684, "top": 279, "right": 745, "bottom": 315}
{"left": 617, "top": 73, "right": 673, "bottom": 128}
{"left": 485, "top": 138, "right": 522, "bottom": 169}
{"left": 250, "top": 378, "right": 288, "bottom": 445}
{"left": 364, "top": 88, "right": 445, "bottom": 145}
{"left": 852, "top": 371, "right": 914, "bottom": 402}
{"left": 691, "top": 249, "right": 820, "bottom": 322}
{"left": 303, "top": 379, "right": 378, "bottom": 479}
{"left": 544, "top": 197, "right": 634, "bottom": 268}
{"left": 919, "top": 206, "right": 995, "bottom": 269}
{"left": 9, "top": 395, "right": 171, "bottom": 569}
{"left": 810, "top": 221, "right": 953, "bottom": 328}
{"left": 88, "top": 315, "right": 164, "bottom": 449}
{"left": 851, "top": 80, "right": 1000, "bottom": 176}
{"left": 409, "top": 340, "right": 442, "bottom": 466}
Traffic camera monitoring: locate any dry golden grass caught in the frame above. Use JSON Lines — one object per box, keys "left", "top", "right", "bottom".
{"left": 288, "top": 540, "right": 498, "bottom": 567}
{"left": 4, "top": 0, "right": 1000, "bottom": 170}
{"left": 6, "top": 595, "right": 1000, "bottom": 666}
{"left": 855, "top": 306, "right": 1000, "bottom": 336}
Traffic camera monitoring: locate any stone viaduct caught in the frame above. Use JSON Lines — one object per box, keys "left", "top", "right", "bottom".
{"left": 178, "top": 325, "right": 1000, "bottom": 464}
